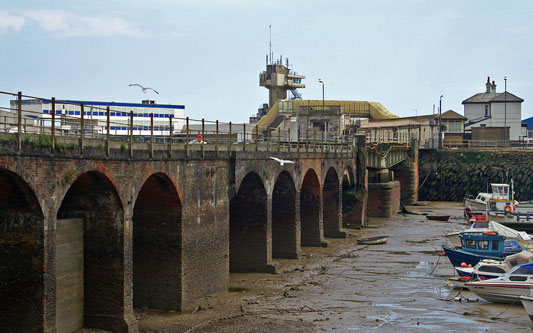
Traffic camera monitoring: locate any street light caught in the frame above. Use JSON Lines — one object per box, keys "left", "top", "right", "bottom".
{"left": 504, "top": 76, "right": 507, "bottom": 147}
{"left": 439, "top": 95, "right": 443, "bottom": 149}
{"left": 318, "top": 78, "right": 326, "bottom": 134}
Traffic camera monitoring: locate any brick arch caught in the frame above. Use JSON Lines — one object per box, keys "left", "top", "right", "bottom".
{"left": 133, "top": 172, "right": 182, "bottom": 310}
{"left": 230, "top": 172, "right": 268, "bottom": 272}
{"left": 235, "top": 168, "right": 267, "bottom": 197}
{"left": 132, "top": 170, "right": 182, "bottom": 207}
{"left": 0, "top": 168, "right": 44, "bottom": 332}
{"left": 56, "top": 171, "right": 126, "bottom": 332}
{"left": 323, "top": 167, "right": 340, "bottom": 238}
{"left": 55, "top": 164, "right": 124, "bottom": 213}
{"left": 300, "top": 168, "right": 321, "bottom": 246}
{"left": 272, "top": 171, "right": 298, "bottom": 258}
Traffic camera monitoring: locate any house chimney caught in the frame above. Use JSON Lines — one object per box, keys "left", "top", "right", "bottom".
{"left": 491, "top": 80, "right": 497, "bottom": 94}
{"left": 485, "top": 76, "right": 491, "bottom": 93}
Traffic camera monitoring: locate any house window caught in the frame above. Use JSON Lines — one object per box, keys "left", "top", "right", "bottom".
{"left": 485, "top": 105, "right": 489, "bottom": 116}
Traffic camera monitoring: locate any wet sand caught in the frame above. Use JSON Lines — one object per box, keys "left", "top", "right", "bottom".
{"left": 137, "top": 202, "right": 532, "bottom": 332}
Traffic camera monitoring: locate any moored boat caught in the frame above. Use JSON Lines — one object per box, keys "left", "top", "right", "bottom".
{"left": 519, "top": 295, "right": 533, "bottom": 322}
{"left": 442, "top": 231, "right": 522, "bottom": 267}
{"left": 464, "top": 262, "right": 533, "bottom": 303}
{"left": 426, "top": 215, "right": 451, "bottom": 221}
{"left": 357, "top": 236, "right": 388, "bottom": 245}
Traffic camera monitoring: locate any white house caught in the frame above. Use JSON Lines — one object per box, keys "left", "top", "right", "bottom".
{"left": 462, "top": 77, "right": 524, "bottom": 141}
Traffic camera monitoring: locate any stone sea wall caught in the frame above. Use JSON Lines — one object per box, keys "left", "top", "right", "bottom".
{"left": 419, "top": 150, "right": 533, "bottom": 202}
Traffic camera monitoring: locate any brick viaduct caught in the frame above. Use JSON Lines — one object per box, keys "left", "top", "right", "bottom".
{"left": 0, "top": 137, "right": 401, "bottom": 332}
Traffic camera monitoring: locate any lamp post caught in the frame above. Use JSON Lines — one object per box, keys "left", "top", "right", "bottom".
{"left": 318, "top": 78, "right": 326, "bottom": 136}
{"left": 439, "top": 95, "right": 443, "bottom": 149}
{"left": 504, "top": 76, "right": 507, "bottom": 147}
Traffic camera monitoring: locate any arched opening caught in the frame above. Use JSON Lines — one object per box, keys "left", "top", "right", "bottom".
{"left": 300, "top": 169, "right": 321, "bottom": 246}
{"left": 230, "top": 172, "right": 267, "bottom": 272}
{"left": 342, "top": 166, "right": 359, "bottom": 229}
{"left": 57, "top": 171, "right": 124, "bottom": 332}
{"left": 323, "top": 167, "right": 341, "bottom": 237}
{"left": 272, "top": 171, "right": 297, "bottom": 258}
{"left": 0, "top": 169, "right": 44, "bottom": 332}
{"left": 133, "top": 173, "right": 182, "bottom": 310}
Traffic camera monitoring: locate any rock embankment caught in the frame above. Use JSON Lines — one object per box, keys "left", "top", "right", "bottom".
{"left": 419, "top": 150, "right": 533, "bottom": 201}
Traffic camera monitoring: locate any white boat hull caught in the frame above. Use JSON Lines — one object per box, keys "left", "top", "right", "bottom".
{"left": 465, "top": 281, "right": 533, "bottom": 303}
{"left": 520, "top": 296, "right": 533, "bottom": 322}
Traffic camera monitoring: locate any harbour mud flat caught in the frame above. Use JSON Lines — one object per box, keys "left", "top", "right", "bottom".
{"left": 137, "top": 202, "right": 532, "bottom": 332}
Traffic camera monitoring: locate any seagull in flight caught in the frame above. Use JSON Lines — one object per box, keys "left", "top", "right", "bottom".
{"left": 270, "top": 157, "right": 295, "bottom": 166}
{"left": 129, "top": 83, "right": 159, "bottom": 94}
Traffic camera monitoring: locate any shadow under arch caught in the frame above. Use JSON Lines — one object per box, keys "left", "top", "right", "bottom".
{"left": 230, "top": 172, "right": 268, "bottom": 272}
{"left": 272, "top": 171, "right": 298, "bottom": 258}
{"left": 57, "top": 171, "right": 126, "bottom": 332}
{"left": 133, "top": 173, "right": 182, "bottom": 310}
{"left": 323, "top": 167, "right": 342, "bottom": 237}
{"left": 0, "top": 169, "right": 44, "bottom": 332}
{"left": 300, "top": 168, "right": 322, "bottom": 246}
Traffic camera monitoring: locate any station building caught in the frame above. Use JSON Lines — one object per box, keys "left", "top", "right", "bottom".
{"left": 9, "top": 98, "right": 185, "bottom": 135}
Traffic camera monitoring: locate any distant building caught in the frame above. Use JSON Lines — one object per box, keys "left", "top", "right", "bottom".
{"left": 359, "top": 110, "right": 466, "bottom": 148}
{"left": 462, "top": 77, "right": 524, "bottom": 141}
{"left": 9, "top": 99, "right": 185, "bottom": 135}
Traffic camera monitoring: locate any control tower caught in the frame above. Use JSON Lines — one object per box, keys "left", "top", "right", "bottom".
{"left": 259, "top": 55, "right": 306, "bottom": 110}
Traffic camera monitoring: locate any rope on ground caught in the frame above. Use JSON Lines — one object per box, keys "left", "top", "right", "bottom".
{"left": 490, "top": 301, "right": 516, "bottom": 320}
{"left": 428, "top": 249, "right": 441, "bottom": 275}
{"left": 438, "top": 287, "right": 464, "bottom": 302}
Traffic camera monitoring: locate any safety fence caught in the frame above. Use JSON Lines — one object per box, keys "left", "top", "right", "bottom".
{"left": 0, "top": 91, "right": 398, "bottom": 158}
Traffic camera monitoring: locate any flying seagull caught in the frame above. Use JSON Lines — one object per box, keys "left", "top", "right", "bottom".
{"left": 129, "top": 83, "right": 159, "bottom": 94}
{"left": 270, "top": 157, "right": 295, "bottom": 166}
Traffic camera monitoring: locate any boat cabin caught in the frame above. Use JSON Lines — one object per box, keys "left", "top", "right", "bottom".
{"left": 491, "top": 183, "right": 511, "bottom": 201}
{"left": 503, "top": 262, "right": 533, "bottom": 281}
{"left": 459, "top": 232, "right": 522, "bottom": 256}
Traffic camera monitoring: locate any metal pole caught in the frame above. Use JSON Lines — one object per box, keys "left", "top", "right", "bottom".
{"left": 80, "top": 102, "right": 84, "bottom": 156}
{"left": 150, "top": 113, "right": 154, "bottom": 158}
{"left": 17, "top": 91, "right": 22, "bottom": 152}
{"left": 169, "top": 115, "right": 173, "bottom": 158}
{"left": 215, "top": 120, "right": 219, "bottom": 157}
{"left": 228, "top": 121, "right": 232, "bottom": 153}
{"left": 106, "top": 106, "right": 110, "bottom": 157}
{"left": 439, "top": 95, "right": 443, "bottom": 149}
{"left": 201, "top": 118, "right": 205, "bottom": 158}
{"left": 129, "top": 111, "right": 133, "bottom": 158}
{"left": 186, "top": 117, "right": 189, "bottom": 157}
{"left": 243, "top": 123, "right": 246, "bottom": 152}
{"left": 51, "top": 97, "right": 56, "bottom": 153}
{"left": 504, "top": 76, "right": 507, "bottom": 147}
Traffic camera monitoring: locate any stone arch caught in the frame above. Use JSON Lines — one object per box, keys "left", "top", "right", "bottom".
{"left": 272, "top": 171, "right": 298, "bottom": 258}
{"left": 342, "top": 165, "right": 359, "bottom": 228}
{"left": 56, "top": 171, "right": 125, "bottom": 332}
{"left": 300, "top": 168, "right": 321, "bottom": 246}
{"left": 323, "top": 167, "right": 341, "bottom": 237}
{"left": 133, "top": 173, "right": 182, "bottom": 310}
{"left": 0, "top": 169, "right": 44, "bottom": 332}
{"left": 230, "top": 172, "right": 268, "bottom": 272}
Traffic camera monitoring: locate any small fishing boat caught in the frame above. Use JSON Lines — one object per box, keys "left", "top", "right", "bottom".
{"left": 357, "top": 236, "right": 388, "bottom": 245}
{"left": 465, "top": 262, "right": 533, "bottom": 303}
{"left": 453, "top": 251, "right": 533, "bottom": 280}
{"left": 425, "top": 215, "right": 450, "bottom": 221}
{"left": 442, "top": 231, "right": 523, "bottom": 267}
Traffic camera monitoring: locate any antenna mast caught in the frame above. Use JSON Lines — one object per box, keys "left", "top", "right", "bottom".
{"left": 269, "top": 24, "right": 272, "bottom": 65}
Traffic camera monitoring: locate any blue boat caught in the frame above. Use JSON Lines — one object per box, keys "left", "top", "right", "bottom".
{"left": 442, "top": 231, "right": 523, "bottom": 267}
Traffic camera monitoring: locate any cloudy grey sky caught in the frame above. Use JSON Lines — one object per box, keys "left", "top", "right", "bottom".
{"left": 1, "top": 0, "right": 532, "bottom": 122}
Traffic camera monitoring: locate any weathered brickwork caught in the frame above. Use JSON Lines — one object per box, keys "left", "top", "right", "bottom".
{"left": 0, "top": 143, "right": 359, "bottom": 332}
{"left": 368, "top": 181, "right": 401, "bottom": 217}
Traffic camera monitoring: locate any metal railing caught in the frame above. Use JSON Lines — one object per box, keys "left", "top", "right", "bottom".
{"left": 432, "top": 137, "right": 533, "bottom": 149}
{"left": 0, "top": 91, "right": 375, "bottom": 159}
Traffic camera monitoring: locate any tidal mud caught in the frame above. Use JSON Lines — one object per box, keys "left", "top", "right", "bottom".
{"left": 135, "top": 202, "right": 531, "bottom": 332}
